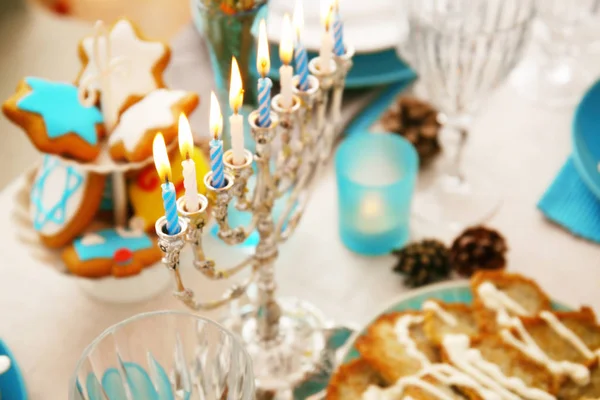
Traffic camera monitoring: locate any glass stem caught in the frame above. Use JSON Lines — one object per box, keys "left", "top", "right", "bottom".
{"left": 441, "top": 116, "right": 469, "bottom": 184}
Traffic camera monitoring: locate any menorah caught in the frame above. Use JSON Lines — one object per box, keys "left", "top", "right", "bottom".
{"left": 155, "top": 50, "right": 353, "bottom": 393}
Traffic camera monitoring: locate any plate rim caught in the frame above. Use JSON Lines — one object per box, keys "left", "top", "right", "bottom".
{"left": 337, "top": 279, "right": 575, "bottom": 365}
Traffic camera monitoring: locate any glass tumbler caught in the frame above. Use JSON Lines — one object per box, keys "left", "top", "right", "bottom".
{"left": 69, "top": 310, "right": 255, "bottom": 400}
{"left": 335, "top": 133, "right": 418, "bottom": 256}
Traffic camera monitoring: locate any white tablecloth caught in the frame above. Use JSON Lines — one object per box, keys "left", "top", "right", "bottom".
{"left": 1, "top": 25, "right": 600, "bottom": 400}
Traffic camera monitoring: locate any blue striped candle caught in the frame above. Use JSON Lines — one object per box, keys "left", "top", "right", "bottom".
{"left": 294, "top": 43, "right": 310, "bottom": 91}
{"left": 161, "top": 181, "right": 180, "bottom": 235}
{"left": 257, "top": 77, "right": 272, "bottom": 127}
{"left": 210, "top": 138, "right": 225, "bottom": 188}
{"left": 333, "top": 14, "right": 345, "bottom": 56}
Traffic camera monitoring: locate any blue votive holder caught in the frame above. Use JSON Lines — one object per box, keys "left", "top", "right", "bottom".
{"left": 335, "top": 133, "right": 418, "bottom": 256}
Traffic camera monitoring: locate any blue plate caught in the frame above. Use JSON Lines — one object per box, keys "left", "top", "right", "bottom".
{"left": 339, "top": 281, "right": 570, "bottom": 364}
{"left": 268, "top": 46, "right": 416, "bottom": 89}
{"left": 573, "top": 80, "right": 600, "bottom": 200}
{"left": 0, "top": 339, "right": 27, "bottom": 400}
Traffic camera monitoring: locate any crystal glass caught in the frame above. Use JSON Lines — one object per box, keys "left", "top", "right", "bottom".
{"left": 69, "top": 311, "right": 255, "bottom": 400}
{"left": 335, "top": 133, "right": 418, "bottom": 256}
{"left": 398, "top": 0, "right": 535, "bottom": 233}
{"left": 511, "top": 0, "right": 600, "bottom": 107}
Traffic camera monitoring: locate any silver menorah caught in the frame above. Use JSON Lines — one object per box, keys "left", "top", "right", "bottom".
{"left": 155, "top": 50, "right": 353, "bottom": 394}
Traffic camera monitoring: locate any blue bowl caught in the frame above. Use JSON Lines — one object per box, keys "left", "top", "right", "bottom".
{"left": 0, "top": 339, "right": 27, "bottom": 400}
{"left": 573, "top": 80, "right": 600, "bottom": 200}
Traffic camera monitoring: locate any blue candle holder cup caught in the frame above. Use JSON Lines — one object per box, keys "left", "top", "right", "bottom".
{"left": 335, "top": 133, "right": 418, "bottom": 256}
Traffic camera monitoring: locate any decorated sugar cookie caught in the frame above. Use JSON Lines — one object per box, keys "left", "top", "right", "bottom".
{"left": 30, "top": 156, "right": 105, "bottom": 248}
{"left": 128, "top": 145, "right": 210, "bottom": 230}
{"left": 62, "top": 228, "right": 162, "bottom": 278}
{"left": 2, "top": 77, "right": 104, "bottom": 162}
{"left": 109, "top": 89, "right": 199, "bottom": 162}
{"left": 77, "top": 19, "right": 170, "bottom": 127}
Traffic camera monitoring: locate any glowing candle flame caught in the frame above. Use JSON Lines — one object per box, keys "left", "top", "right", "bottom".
{"left": 293, "top": 0, "right": 304, "bottom": 40}
{"left": 152, "top": 133, "right": 172, "bottom": 183}
{"left": 257, "top": 20, "right": 271, "bottom": 77}
{"left": 229, "top": 57, "right": 244, "bottom": 113}
{"left": 209, "top": 91, "right": 223, "bottom": 140}
{"left": 321, "top": 0, "right": 334, "bottom": 31}
{"left": 280, "top": 14, "right": 294, "bottom": 65}
{"left": 178, "top": 113, "right": 194, "bottom": 159}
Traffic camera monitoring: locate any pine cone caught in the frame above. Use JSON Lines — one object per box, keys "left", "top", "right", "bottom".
{"left": 392, "top": 240, "right": 451, "bottom": 288}
{"left": 450, "top": 226, "right": 508, "bottom": 277}
{"left": 380, "top": 96, "right": 441, "bottom": 165}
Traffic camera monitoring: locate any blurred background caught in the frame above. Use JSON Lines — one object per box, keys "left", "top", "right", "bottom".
{"left": 0, "top": 0, "right": 190, "bottom": 188}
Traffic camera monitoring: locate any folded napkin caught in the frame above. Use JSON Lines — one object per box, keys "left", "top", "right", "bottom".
{"left": 538, "top": 158, "right": 600, "bottom": 243}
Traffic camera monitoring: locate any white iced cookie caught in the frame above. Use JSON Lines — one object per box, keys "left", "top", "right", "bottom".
{"left": 108, "top": 89, "right": 199, "bottom": 162}
{"left": 77, "top": 19, "right": 170, "bottom": 129}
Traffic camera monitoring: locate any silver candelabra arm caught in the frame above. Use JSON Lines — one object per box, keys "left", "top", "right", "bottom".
{"left": 331, "top": 46, "right": 355, "bottom": 137}
{"left": 308, "top": 58, "right": 337, "bottom": 139}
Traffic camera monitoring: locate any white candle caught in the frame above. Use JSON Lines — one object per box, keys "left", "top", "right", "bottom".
{"left": 229, "top": 57, "right": 246, "bottom": 165}
{"left": 319, "top": 1, "right": 334, "bottom": 73}
{"left": 178, "top": 113, "right": 199, "bottom": 212}
{"left": 280, "top": 13, "right": 294, "bottom": 109}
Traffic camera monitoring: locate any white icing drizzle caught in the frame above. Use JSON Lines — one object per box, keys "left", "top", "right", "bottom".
{"left": 115, "top": 227, "right": 144, "bottom": 239}
{"left": 395, "top": 315, "right": 430, "bottom": 367}
{"left": 423, "top": 300, "right": 458, "bottom": 327}
{"left": 79, "top": 233, "right": 105, "bottom": 246}
{"left": 539, "top": 311, "right": 600, "bottom": 360}
{"left": 477, "top": 282, "right": 529, "bottom": 318}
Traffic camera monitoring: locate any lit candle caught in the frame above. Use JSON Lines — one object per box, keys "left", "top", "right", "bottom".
{"left": 319, "top": 0, "right": 334, "bottom": 73}
{"left": 293, "top": 0, "right": 310, "bottom": 91}
{"left": 178, "top": 113, "right": 199, "bottom": 212}
{"left": 332, "top": 0, "right": 345, "bottom": 56}
{"left": 358, "top": 193, "right": 388, "bottom": 234}
{"left": 256, "top": 21, "right": 272, "bottom": 127}
{"left": 279, "top": 13, "right": 294, "bottom": 109}
{"left": 210, "top": 91, "right": 225, "bottom": 188}
{"left": 229, "top": 58, "right": 246, "bottom": 165}
{"left": 153, "top": 133, "right": 180, "bottom": 235}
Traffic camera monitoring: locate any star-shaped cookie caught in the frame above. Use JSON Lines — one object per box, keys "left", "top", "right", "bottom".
{"left": 2, "top": 77, "right": 104, "bottom": 162}
{"left": 77, "top": 19, "right": 170, "bottom": 129}
{"left": 109, "top": 89, "right": 199, "bottom": 162}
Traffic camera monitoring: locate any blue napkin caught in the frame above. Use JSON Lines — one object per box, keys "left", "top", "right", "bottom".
{"left": 538, "top": 158, "right": 600, "bottom": 243}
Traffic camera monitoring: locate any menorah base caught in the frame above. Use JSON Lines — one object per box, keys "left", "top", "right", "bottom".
{"left": 222, "top": 296, "right": 328, "bottom": 394}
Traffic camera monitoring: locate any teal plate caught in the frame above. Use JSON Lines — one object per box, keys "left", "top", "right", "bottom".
{"left": 0, "top": 339, "right": 27, "bottom": 400}
{"left": 339, "top": 281, "right": 571, "bottom": 365}
{"left": 573, "top": 79, "right": 600, "bottom": 200}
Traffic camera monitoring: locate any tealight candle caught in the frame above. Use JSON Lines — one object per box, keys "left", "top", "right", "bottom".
{"left": 319, "top": 0, "right": 334, "bottom": 73}
{"left": 178, "top": 113, "right": 199, "bottom": 212}
{"left": 333, "top": 0, "right": 345, "bottom": 56}
{"left": 152, "top": 133, "right": 180, "bottom": 235}
{"left": 209, "top": 91, "right": 225, "bottom": 188}
{"left": 229, "top": 57, "right": 246, "bottom": 165}
{"left": 279, "top": 14, "right": 294, "bottom": 109}
{"left": 293, "top": 0, "right": 310, "bottom": 91}
{"left": 256, "top": 21, "right": 272, "bottom": 127}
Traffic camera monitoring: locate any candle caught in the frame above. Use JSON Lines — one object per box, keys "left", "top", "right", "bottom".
{"left": 229, "top": 57, "right": 246, "bottom": 165}
{"left": 333, "top": 0, "right": 345, "bottom": 56}
{"left": 319, "top": 0, "right": 334, "bottom": 73}
{"left": 279, "top": 14, "right": 294, "bottom": 109}
{"left": 178, "top": 113, "right": 199, "bottom": 212}
{"left": 358, "top": 193, "right": 388, "bottom": 234}
{"left": 152, "top": 133, "right": 180, "bottom": 235}
{"left": 209, "top": 91, "right": 225, "bottom": 188}
{"left": 293, "top": 0, "right": 310, "bottom": 91}
{"left": 256, "top": 20, "right": 272, "bottom": 127}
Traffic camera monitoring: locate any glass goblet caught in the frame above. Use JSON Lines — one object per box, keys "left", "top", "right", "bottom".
{"left": 69, "top": 310, "right": 255, "bottom": 400}
{"left": 398, "top": 0, "right": 535, "bottom": 233}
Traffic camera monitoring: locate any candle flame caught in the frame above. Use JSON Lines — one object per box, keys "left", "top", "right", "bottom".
{"left": 152, "top": 132, "right": 172, "bottom": 183}
{"left": 320, "top": 0, "right": 334, "bottom": 31}
{"left": 178, "top": 113, "right": 194, "bottom": 159}
{"left": 293, "top": 0, "right": 304, "bottom": 39}
{"left": 257, "top": 20, "right": 270, "bottom": 77}
{"left": 209, "top": 91, "right": 223, "bottom": 140}
{"left": 280, "top": 14, "right": 294, "bottom": 65}
{"left": 229, "top": 56, "right": 244, "bottom": 113}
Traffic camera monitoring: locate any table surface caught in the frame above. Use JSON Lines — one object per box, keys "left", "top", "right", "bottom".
{"left": 1, "top": 25, "right": 600, "bottom": 400}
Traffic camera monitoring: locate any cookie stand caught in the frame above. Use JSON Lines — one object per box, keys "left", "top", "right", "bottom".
{"left": 7, "top": 20, "right": 202, "bottom": 304}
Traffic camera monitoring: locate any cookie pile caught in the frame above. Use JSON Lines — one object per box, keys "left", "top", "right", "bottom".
{"left": 2, "top": 19, "right": 210, "bottom": 280}
{"left": 327, "top": 271, "right": 600, "bottom": 400}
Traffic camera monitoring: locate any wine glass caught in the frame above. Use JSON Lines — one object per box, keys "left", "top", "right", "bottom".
{"left": 398, "top": 0, "right": 535, "bottom": 233}
{"left": 69, "top": 311, "right": 255, "bottom": 400}
{"left": 511, "top": 0, "right": 600, "bottom": 107}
